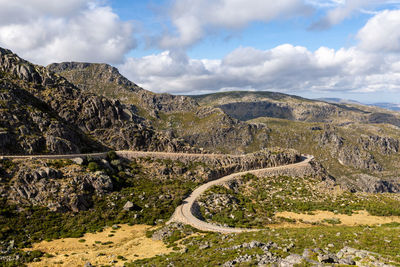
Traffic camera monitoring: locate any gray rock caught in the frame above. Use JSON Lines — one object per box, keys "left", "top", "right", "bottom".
{"left": 123, "top": 201, "right": 134, "bottom": 211}
{"left": 279, "top": 254, "right": 304, "bottom": 267}
{"left": 72, "top": 157, "right": 84, "bottom": 165}
{"left": 317, "top": 253, "right": 338, "bottom": 263}
{"left": 199, "top": 242, "right": 210, "bottom": 250}
{"left": 338, "top": 257, "right": 356, "bottom": 265}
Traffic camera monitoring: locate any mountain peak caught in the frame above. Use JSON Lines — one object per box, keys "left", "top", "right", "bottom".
{"left": 47, "top": 61, "right": 143, "bottom": 93}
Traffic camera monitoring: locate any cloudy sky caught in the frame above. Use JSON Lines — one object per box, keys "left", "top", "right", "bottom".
{"left": 1, "top": 0, "right": 400, "bottom": 103}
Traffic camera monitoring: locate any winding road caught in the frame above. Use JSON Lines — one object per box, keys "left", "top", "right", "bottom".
{"left": 1, "top": 150, "right": 313, "bottom": 234}
{"left": 168, "top": 155, "right": 314, "bottom": 233}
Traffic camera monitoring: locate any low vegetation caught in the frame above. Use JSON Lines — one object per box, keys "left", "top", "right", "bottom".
{"left": 0, "top": 155, "right": 206, "bottom": 265}
{"left": 198, "top": 175, "right": 400, "bottom": 228}
{"left": 129, "top": 223, "right": 400, "bottom": 266}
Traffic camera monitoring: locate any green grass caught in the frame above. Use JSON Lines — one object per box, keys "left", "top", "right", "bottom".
{"left": 0, "top": 156, "right": 206, "bottom": 255}
{"left": 198, "top": 175, "right": 400, "bottom": 228}
{"left": 127, "top": 224, "right": 400, "bottom": 266}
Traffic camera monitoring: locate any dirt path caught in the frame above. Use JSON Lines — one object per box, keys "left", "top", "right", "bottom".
{"left": 168, "top": 155, "right": 314, "bottom": 233}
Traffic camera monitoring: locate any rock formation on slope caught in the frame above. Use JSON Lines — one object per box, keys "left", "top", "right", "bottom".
{"left": 0, "top": 47, "right": 194, "bottom": 155}
{"left": 193, "top": 91, "right": 400, "bottom": 126}
{"left": 47, "top": 62, "right": 199, "bottom": 117}
{"left": 47, "top": 61, "right": 270, "bottom": 154}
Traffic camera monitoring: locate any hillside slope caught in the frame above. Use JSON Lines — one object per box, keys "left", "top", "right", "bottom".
{"left": 45, "top": 58, "right": 400, "bottom": 192}
{"left": 0, "top": 47, "right": 193, "bottom": 155}
{"left": 48, "top": 62, "right": 270, "bottom": 154}
{"left": 193, "top": 91, "right": 400, "bottom": 126}
{"left": 47, "top": 62, "right": 199, "bottom": 118}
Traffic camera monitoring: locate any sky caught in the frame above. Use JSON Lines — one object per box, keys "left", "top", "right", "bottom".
{"left": 1, "top": 0, "right": 400, "bottom": 103}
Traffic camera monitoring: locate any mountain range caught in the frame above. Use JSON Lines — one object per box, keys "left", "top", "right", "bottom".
{"left": 2, "top": 46, "right": 400, "bottom": 266}
{"left": 1, "top": 47, "right": 400, "bottom": 193}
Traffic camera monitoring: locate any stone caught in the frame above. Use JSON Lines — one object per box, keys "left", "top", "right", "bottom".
{"left": 280, "top": 254, "right": 304, "bottom": 267}
{"left": 123, "top": 201, "right": 134, "bottom": 211}
{"left": 199, "top": 242, "right": 210, "bottom": 250}
{"left": 318, "top": 253, "right": 338, "bottom": 263}
{"left": 338, "top": 257, "right": 356, "bottom": 265}
{"left": 72, "top": 157, "right": 84, "bottom": 165}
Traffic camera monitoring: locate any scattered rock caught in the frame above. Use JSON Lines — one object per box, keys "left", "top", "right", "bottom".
{"left": 123, "top": 201, "right": 134, "bottom": 211}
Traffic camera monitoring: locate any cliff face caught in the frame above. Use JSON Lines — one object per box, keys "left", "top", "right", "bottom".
{"left": 47, "top": 62, "right": 272, "bottom": 154}
{"left": 193, "top": 91, "right": 400, "bottom": 127}
{"left": 0, "top": 47, "right": 194, "bottom": 155}
{"left": 47, "top": 62, "right": 199, "bottom": 117}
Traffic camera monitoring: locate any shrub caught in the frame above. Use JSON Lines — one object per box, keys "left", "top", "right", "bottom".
{"left": 87, "top": 161, "right": 99, "bottom": 172}
{"left": 107, "top": 151, "right": 118, "bottom": 161}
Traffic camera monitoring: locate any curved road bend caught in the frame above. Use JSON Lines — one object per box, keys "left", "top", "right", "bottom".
{"left": 0, "top": 150, "right": 313, "bottom": 233}
{"left": 169, "top": 155, "right": 314, "bottom": 233}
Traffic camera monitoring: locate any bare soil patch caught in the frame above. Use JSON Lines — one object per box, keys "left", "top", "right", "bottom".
{"left": 275, "top": 210, "right": 400, "bottom": 226}
{"left": 26, "top": 224, "right": 172, "bottom": 267}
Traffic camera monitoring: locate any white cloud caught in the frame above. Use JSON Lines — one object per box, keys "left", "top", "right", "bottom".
{"left": 119, "top": 43, "right": 400, "bottom": 95}
{"left": 310, "top": 0, "right": 369, "bottom": 29}
{"left": 0, "top": 1, "right": 135, "bottom": 65}
{"left": 0, "top": 0, "right": 88, "bottom": 24}
{"left": 160, "top": 0, "right": 312, "bottom": 48}
{"left": 357, "top": 9, "right": 400, "bottom": 53}
{"left": 309, "top": 0, "right": 400, "bottom": 29}
{"left": 120, "top": 9, "right": 400, "bottom": 96}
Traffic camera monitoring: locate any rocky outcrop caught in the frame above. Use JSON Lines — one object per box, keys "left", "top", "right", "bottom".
{"left": 47, "top": 62, "right": 199, "bottom": 116}
{"left": 194, "top": 90, "right": 400, "bottom": 128}
{"left": 46, "top": 62, "right": 272, "bottom": 154}
{"left": 317, "top": 125, "right": 382, "bottom": 172}
{"left": 0, "top": 77, "right": 99, "bottom": 154}
{"left": 0, "top": 47, "right": 196, "bottom": 155}
{"left": 343, "top": 174, "right": 400, "bottom": 193}
{"left": 0, "top": 164, "right": 113, "bottom": 212}
{"left": 221, "top": 244, "right": 394, "bottom": 267}
{"left": 358, "top": 135, "right": 399, "bottom": 155}
{"left": 176, "top": 107, "right": 270, "bottom": 154}
{"left": 117, "top": 149, "right": 301, "bottom": 183}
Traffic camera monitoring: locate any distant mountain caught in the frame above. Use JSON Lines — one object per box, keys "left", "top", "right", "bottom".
{"left": 368, "top": 102, "right": 400, "bottom": 112}
{"left": 316, "top": 97, "right": 362, "bottom": 105}
{"left": 317, "top": 98, "right": 400, "bottom": 112}
{"left": 193, "top": 91, "right": 400, "bottom": 127}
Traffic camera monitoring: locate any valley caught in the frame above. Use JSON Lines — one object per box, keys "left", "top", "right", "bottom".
{"left": 1, "top": 47, "right": 400, "bottom": 266}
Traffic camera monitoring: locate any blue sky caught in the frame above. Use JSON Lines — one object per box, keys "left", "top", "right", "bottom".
{"left": 113, "top": 0, "right": 366, "bottom": 58}
{"left": 1, "top": 0, "right": 400, "bottom": 103}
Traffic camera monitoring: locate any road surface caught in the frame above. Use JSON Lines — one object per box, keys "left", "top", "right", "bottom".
{"left": 1, "top": 150, "right": 313, "bottom": 233}
{"left": 168, "top": 155, "right": 314, "bottom": 233}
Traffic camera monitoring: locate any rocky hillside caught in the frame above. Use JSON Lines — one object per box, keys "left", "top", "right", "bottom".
{"left": 0, "top": 148, "right": 301, "bottom": 213}
{"left": 47, "top": 62, "right": 199, "bottom": 118}
{"left": 193, "top": 91, "right": 400, "bottom": 126}
{"left": 248, "top": 117, "right": 400, "bottom": 193}
{"left": 44, "top": 56, "right": 400, "bottom": 192}
{"left": 0, "top": 47, "right": 194, "bottom": 155}
{"left": 47, "top": 62, "right": 270, "bottom": 154}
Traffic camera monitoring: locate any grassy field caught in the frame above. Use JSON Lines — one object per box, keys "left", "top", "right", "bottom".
{"left": 198, "top": 174, "right": 400, "bottom": 228}
{"left": 129, "top": 223, "right": 400, "bottom": 266}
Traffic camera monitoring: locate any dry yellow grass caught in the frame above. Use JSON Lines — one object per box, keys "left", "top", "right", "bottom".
{"left": 275, "top": 210, "right": 400, "bottom": 226}
{"left": 25, "top": 224, "right": 172, "bottom": 267}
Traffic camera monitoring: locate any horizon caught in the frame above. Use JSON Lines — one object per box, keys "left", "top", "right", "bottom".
{"left": 1, "top": 0, "right": 400, "bottom": 103}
